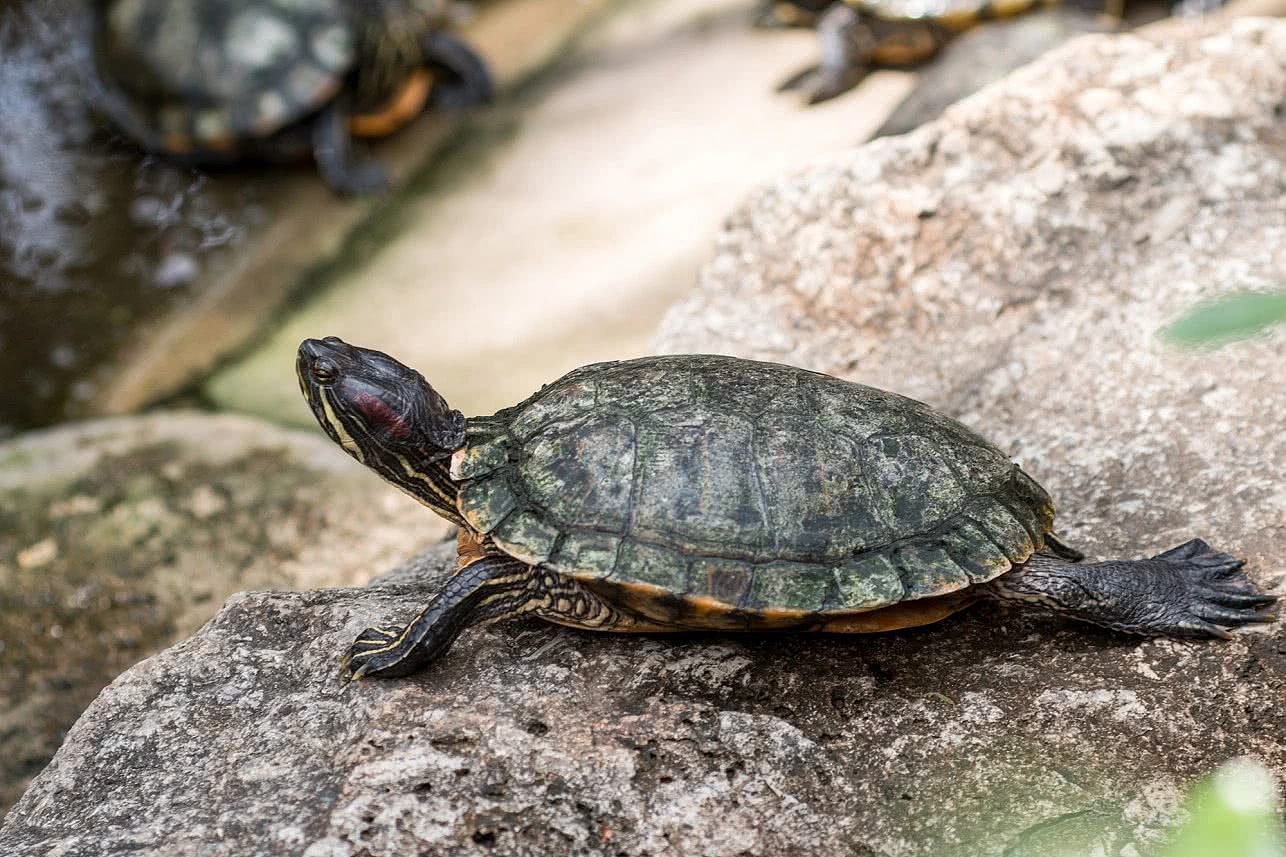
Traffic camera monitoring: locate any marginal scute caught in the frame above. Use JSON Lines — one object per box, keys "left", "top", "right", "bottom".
{"left": 938, "top": 521, "right": 1013, "bottom": 583}
{"left": 745, "top": 561, "right": 834, "bottom": 612}
{"left": 612, "top": 541, "right": 687, "bottom": 588}
{"left": 835, "top": 553, "right": 905, "bottom": 609}
{"left": 450, "top": 437, "right": 510, "bottom": 481}
{"left": 968, "top": 497, "right": 1037, "bottom": 565}
{"left": 1009, "top": 467, "right": 1056, "bottom": 533}
{"left": 490, "top": 511, "right": 561, "bottom": 565}
{"left": 893, "top": 543, "right": 971, "bottom": 599}
{"left": 688, "top": 558, "right": 755, "bottom": 604}
{"left": 550, "top": 532, "right": 620, "bottom": 579}
{"left": 457, "top": 473, "right": 520, "bottom": 534}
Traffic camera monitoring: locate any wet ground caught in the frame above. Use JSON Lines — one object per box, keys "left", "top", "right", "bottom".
{"left": 0, "top": 0, "right": 263, "bottom": 435}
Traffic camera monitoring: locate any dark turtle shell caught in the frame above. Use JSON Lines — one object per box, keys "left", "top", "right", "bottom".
{"left": 95, "top": 0, "right": 354, "bottom": 151}
{"left": 93, "top": 0, "right": 444, "bottom": 153}
{"left": 451, "top": 355, "right": 1055, "bottom": 618}
{"left": 853, "top": 0, "right": 1031, "bottom": 24}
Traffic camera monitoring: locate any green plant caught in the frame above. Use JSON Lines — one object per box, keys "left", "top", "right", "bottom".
{"left": 1161, "top": 290, "right": 1286, "bottom": 347}
{"left": 1163, "top": 758, "right": 1285, "bottom": 857}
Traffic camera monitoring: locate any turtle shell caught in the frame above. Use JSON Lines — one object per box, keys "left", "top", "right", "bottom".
{"left": 94, "top": 0, "right": 356, "bottom": 153}
{"left": 851, "top": 0, "right": 1039, "bottom": 30}
{"left": 451, "top": 355, "right": 1056, "bottom": 624}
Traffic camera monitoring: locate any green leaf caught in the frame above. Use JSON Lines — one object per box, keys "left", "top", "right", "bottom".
{"left": 1163, "top": 758, "right": 1286, "bottom": 857}
{"left": 1161, "top": 290, "right": 1286, "bottom": 347}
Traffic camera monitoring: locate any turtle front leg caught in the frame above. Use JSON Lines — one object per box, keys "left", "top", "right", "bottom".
{"left": 987, "top": 539, "right": 1277, "bottom": 638}
{"left": 311, "top": 99, "right": 390, "bottom": 196}
{"left": 343, "top": 556, "right": 633, "bottom": 679}
{"left": 344, "top": 554, "right": 539, "bottom": 679}
{"left": 421, "top": 31, "right": 494, "bottom": 109}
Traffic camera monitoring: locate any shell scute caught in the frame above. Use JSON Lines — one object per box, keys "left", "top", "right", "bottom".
{"left": 968, "top": 495, "right": 1038, "bottom": 565}
{"left": 893, "top": 543, "right": 971, "bottom": 599}
{"left": 689, "top": 558, "right": 756, "bottom": 604}
{"left": 835, "top": 553, "right": 906, "bottom": 608}
{"left": 754, "top": 417, "right": 883, "bottom": 559}
{"left": 507, "top": 378, "right": 598, "bottom": 440}
{"left": 613, "top": 541, "right": 687, "bottom": 588}
{"left": 938, "top": 520, "right": 1012, "bottom": 583}
{"left": 631, "top": 416, "right": 768, "bottom": 555}
{"left": 863, "top": 434, "right": 971, "bottom": 535}
{"left": 450, "top": 436, "right": 510, "bottom": 481}
{"left": 491, "top": 510, "right": 560, "bottom": 565}
{"left": 524, "top": 416, "right": 635, "bottom": 534}
{"left": 743, "top": 561, "right": 836, "bottom": 612}
{"left": 458, "top": 472, "right": 519, "bottom": 534}
{"left": 550, "top": 532, "right": 621, "bottom": 579}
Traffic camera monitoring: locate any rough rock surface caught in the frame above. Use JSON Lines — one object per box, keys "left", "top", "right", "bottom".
{"left": 4, "top": 18, "right": 1286, "bottom": 857}
{"left": 0, "top": 413, "right": 446, "bottom": 813}
{"left": 4, "top": 541, "right": 1284, "bottom": 856}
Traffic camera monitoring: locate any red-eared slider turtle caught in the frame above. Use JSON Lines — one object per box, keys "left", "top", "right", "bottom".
{"left": 297, "top": 338, "right": 1276, "bottom": 679}
{"left": 92, "top": 0, "right": 493, "bottom": 195}
{"left": 778, "top": 0, "right": 1064, "bottom": 103}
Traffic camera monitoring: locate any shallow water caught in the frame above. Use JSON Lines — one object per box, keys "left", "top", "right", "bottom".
{"left": 0, "top": 0, "right": 261, "bottom": 435}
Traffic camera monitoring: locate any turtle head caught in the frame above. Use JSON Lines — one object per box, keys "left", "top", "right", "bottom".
{"left": 297, "top": 337, "right": 465, "bottom": 498}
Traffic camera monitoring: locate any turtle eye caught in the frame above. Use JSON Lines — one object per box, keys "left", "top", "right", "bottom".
{"left": 311, "top": 358, "right": 338, "bottom": 385}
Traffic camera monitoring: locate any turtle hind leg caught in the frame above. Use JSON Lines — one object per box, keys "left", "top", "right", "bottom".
{"left": 421, "top": 31, "right": 494, "bottom": 109}
{"left": 987, "top": 539, "right": 1277, "bottom": 639}
{"left": 778, "top": 5, "right": 873, "bottom": 104}
{"left": 311, "top": 99, "right": 389, "bottom": 196}
{"left": 343, "top": 554, "right": 539, "bottom": 680}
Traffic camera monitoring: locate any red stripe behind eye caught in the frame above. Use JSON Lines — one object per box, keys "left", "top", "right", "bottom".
{"left": 353, "top": 392, "right": 411, "bottom": 438}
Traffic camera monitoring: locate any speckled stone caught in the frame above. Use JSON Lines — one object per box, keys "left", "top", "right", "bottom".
{"left": 0, "top": 412, "right": 446, "bottom": 815}
{"left": 2, "top": 538, "right": 1284, "bottom": 856}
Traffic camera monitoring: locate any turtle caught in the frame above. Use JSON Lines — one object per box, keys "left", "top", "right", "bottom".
{"left": 91, "top": 0, "right": 494, "bottom": 195}
{"left": 296, "top": 337, "right": 1276, "bottom": 680}
{"left": 777, "top": 0, "right": 1068, "bottom": 104}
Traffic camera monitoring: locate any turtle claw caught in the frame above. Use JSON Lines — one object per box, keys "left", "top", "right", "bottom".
{"left": 1153, "top": 539, "right": 1241, "bottom": 569}
{"left": 1150, "top": 542, "right": 1277, "bottom": 638}
{"left": 342, "top": 626, "right": 405, "bottom": 678}
{"left": 1199, "top": 587, "right": 1278, "bottom": 608}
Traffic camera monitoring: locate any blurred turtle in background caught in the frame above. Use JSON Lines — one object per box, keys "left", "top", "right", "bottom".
{"left": 778, "top": 0, "right": 1071, "bottom": 103}
{"left": 91, "top": 0, "right": 494, "bottom": 195}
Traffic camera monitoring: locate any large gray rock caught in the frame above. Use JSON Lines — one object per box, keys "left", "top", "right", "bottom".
{"left": 0, "top": 413, "right": 447, "bottom": 814}
{"left": 4, "top": 18, "right": 1286, "bottom": 857}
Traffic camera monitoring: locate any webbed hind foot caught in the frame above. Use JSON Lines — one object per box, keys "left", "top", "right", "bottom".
{"left": 990, "top": 538, "right": 1277, "bottom": 639}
